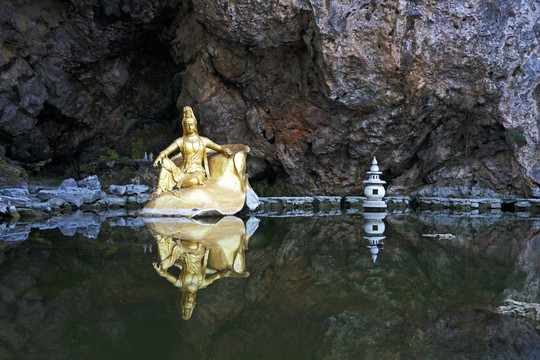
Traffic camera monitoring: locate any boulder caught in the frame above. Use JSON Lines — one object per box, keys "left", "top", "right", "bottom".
{"left": 30, "top": 202, "right": 52, "bottom": 212}
{"left": 107, "top": 216, "right": 146, "bottom": 227}
{"left": 80, "top": 188, "right": 101, "bottom": 204}
{"left": 0, "top": 187, "right": 31, "bottom": 208}
{"left": 77, "top": 175, "right": 101, "bottom": 191}
{"left": 0, "top": 223, "right": 30, "bottom": 242}
{"left": 57, "top": 193, "right": 84, "bottom": 208}
{"left": 57, "top": 179, "right": 78, "bottom": 192}
{"left": 35, "top": 178, "right": 102, "bottom": 208}
{"left": 17, "top": 209, "right": 41, "bottom": 219}
{"left": 136, "top": 193, "right": 152, "bottom": 204}
{"left": 108, "top": 185, "right": 126, "bottom": 196}
{"left": 125, "top": 184, "right": 149, "bottom": 195}
{"left": 36, "top": 190, "right": 57, "bottom": 201}
{"left": 104, "top": 196, "right": 127, "bottom": 208}
{"left": 55, "top": 211, "right": 101, "bottom": 239}
{"left": 0, "top": 201, "right": 10, "bottom": 217}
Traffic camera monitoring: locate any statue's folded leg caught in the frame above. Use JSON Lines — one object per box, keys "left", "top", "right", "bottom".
{"left": 156, "top": 237, "right": 181, "bottom": 270}
{"left": 156, "top": 158, "right": 183, "bottom": 193}
{"left": 181, "top": 171, "right": 206, "bottom": 188}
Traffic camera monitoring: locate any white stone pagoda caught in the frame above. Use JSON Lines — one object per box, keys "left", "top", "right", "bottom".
{"left": 363, "top": 157, "right": 387, "bottom": 209}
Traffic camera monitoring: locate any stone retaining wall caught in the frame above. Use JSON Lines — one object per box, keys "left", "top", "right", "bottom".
{"left": 1, "top": 175, "right": 538, "bottom": 220}
{"left": 255, "top": 196, "right": 539, "bottom": 214}
{"left": 0, "top": 176, "right": 153, "bottom": 219}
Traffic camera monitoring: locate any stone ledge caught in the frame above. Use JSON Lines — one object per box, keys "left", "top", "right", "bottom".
{"left": 2, "top": 175, "right": 539, "bottom": 220}
{"left": 1, "top": 176, "right": 154, "bottom": 219}
{"left": 256, "top": 196, "right": 539, "bottom": 214}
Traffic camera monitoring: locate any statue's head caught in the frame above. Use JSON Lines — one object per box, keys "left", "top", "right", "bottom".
{"left": 182, "top": 106, "right": 198, "bottom": 135}
{"left": 179, "top": 286, "right": 198, "bottom": 320}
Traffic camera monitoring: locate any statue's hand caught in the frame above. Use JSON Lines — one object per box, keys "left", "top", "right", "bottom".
{"left": 223, "top": 148, "right": 232, "bottom": 157}
{"left": 153, "top": 156, "right": 163, "bottom": 167}
{"left": 153, "top": 262, "right": 166, "bottom": 276}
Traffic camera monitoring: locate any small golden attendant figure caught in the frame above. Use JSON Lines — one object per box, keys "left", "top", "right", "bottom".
{"left": 140, "top": 106, "right": 259, "bottom": 217}
{"left": 153, "top": 106, "right": 232, "bottom": 195}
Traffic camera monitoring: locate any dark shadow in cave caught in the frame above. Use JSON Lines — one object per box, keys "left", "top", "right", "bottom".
{"left": 33, "top": 18, "right": 186, "bottom": 179}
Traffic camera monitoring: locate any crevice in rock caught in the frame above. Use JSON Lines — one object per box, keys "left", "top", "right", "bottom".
{"left": 533, "top": 83, "right": 540, "bottom": 112}
{"left": 501, "top": 202, "right": 515, "bottom": 212}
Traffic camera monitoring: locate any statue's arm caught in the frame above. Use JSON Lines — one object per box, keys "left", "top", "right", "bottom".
{"left": 154, "top": 139, "right": 181, "bottom": 166}
{"left": 204, "top": 138, "right": 232, "bottom": 156}
{"left": 163, "top": 272, "right": 180, "bottom": 285}
{"left": 202, "top": 268, "right": 248, "bottom": 288}
{"left": 202, "top": 272, "right": 226, "bottom": 287}
{"left": 153, "top": 262, "right": 181, "bottom": 286}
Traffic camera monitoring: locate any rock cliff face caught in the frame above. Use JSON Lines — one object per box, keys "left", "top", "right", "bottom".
{"left": 0, "top": 0, "right": 538, "bottom": 196}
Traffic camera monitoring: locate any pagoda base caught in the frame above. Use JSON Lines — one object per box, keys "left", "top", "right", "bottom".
{"left": 362, "top": 200, "right": 387, "bottom": 209}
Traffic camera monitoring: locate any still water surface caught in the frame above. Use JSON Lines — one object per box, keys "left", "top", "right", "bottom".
{"left": 0, "top": 212, "right": 539, "bottom": 359}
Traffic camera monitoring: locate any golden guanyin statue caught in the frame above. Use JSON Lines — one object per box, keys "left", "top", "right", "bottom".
{"left": 139, "top": 106, "right": 259, "bottom": 217}
{"left": 145, "top": 216, "right": 259, "bottom": 320}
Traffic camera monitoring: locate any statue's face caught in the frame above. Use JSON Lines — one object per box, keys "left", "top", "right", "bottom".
{"left": 181, "top": 291, "right": 196, "bottom": 320}
{"left": 183, "top": 292, "right": 196, "bottom": 306}
{"left": 184, "top": 118, "right": 197, "bottom": 135}
{"left": 182, "top": 307, "right": 194, "bottom": 320}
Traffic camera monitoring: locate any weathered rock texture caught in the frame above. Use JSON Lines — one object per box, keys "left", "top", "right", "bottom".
{"left": 0, "top": 0, "right": 538, "bottom": 196}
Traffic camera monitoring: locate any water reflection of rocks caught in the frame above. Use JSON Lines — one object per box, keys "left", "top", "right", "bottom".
{"left": 0, "top": 210, "right": 145, "bottom": 242}
{"left": 0, "top": 212, "right": 538, "bottom": 358}
{"left": 144, "top": 216, "right": 259, "bottom": 320}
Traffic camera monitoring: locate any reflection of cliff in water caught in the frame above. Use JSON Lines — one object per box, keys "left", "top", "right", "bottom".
{"left": 144, "top": 216, "right": 259, "bottom": 320}
{"left": 183, "top": 214, "right": 539, "bottom": 359}
{"left": 0, "top": 213, "right": 537, "bottom": 359}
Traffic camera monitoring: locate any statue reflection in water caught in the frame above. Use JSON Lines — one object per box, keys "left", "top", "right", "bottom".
{"left": 145, "top": 216, "right": 259, "bottom": 320}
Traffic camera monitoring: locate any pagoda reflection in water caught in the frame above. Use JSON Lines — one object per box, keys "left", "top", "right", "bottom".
{"left": 363, "top": 211, "right": 386, "bottom": 263}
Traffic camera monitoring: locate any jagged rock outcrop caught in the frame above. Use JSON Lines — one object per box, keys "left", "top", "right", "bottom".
{"left": 0, "top": 0, "right": 538, "bottom": 196}
{"left": 0, "top": 0, "right": 185, "bottom": 168}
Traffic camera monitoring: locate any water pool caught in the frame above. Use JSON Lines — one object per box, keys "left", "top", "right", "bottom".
{"left": 0, "top": 212, "right": 538, "bottom": 359}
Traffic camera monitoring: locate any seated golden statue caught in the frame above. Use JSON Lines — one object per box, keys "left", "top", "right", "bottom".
{"left": 140, "top": 106, "right": 259, "bottom": 217}
{"left": 145, "top": 216, "right": 259, "bottom": 320}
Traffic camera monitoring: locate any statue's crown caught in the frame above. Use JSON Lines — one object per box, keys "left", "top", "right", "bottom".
{"left": 183, "top": 106, "right": 194, "bottom": 118}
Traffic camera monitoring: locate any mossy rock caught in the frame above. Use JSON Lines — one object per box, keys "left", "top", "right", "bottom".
{"left": 300, "top": 203, "right": 314, "bottom": 210}
{"left": 418, "top": 203, "right": 431, "bottom": 210}
{"left": 478, "top": 203, "right": 491, "bottom": 212}
{"left": 0, "top": 163, "right": 28, "bottom": 188}
{"left": 455, "top": 204, "right": 472, "bottom": 211}
{"left": 17, "top": 208, "right": 41, "bottom": 219}
{"left": 430, "top": 203, "right": 445, "bottom": 210}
